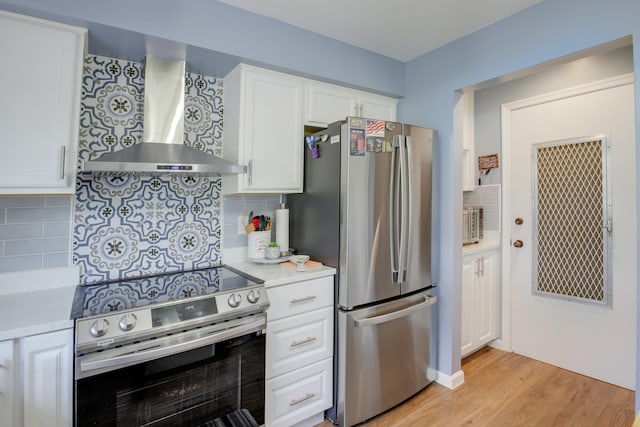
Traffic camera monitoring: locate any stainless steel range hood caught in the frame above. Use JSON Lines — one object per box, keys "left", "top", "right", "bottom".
{"left": 81, "top": 56, "right": 246, "bottom": 175}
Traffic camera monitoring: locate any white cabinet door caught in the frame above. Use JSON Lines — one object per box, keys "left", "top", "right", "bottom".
{"left": 305, "top": 82, "right": 356, "bottom": 127}
{"left": 0, "top": 11, "right": 86, "bottom": 195}
{"left": 357, "top": 92, "right": 397, "bottom": 122}
{"left": 460, "top": 257, "right": 475, "bottom": 357}
{"left": 20, "top": 329, "right": 73, "bottom": 427}
{"left": 476, "top": 251, "right": 499, "bottom": 347}
{"left": 457, "top": 91, "right": 476, "bottom": 192}
{"left": 223, "top": 65, "right": 304, "bottom": 193}
{"left": 0, "top": 340, "right": 15, "bottom": 427}
{"left": 304, "top": 81, "right": 397, "bottom": 127}
{"left": 461, "top": 249, "right": 500, "bottom": 358}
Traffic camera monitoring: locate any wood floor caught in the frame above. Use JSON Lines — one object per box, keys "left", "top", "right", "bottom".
{"left": 318, "top": 347, "right": 635, "bottom": 427}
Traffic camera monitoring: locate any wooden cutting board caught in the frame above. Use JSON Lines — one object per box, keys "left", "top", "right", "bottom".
{"left": 281, "top": 260, "right": 323, "bottom": 271}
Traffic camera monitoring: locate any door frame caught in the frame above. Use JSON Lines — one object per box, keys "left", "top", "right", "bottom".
{"left": 496, "top": 73, "right": 635, "bottom": 353}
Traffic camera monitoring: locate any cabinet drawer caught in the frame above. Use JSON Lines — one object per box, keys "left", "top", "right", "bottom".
{"left": 266, "top": 357, "right": 332, "bottom": 427}
{"left": 267, "top": 276, "right": 333, "bottom": 321}
{"left": 267, "top": 306, "right": 333, "bottom": 379}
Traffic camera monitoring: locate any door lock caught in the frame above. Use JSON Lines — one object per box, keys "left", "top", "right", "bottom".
{"left": 513, "top": 240, "right": 524, "bottom": 248}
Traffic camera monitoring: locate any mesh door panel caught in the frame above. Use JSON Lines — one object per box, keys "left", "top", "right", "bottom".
{"left": 533, "top": 137, "right": 609, "bottom": 303}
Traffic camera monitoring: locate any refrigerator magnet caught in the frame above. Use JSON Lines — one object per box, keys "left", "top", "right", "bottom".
{"left": 366, "top": 120, "right": 385, "bottom": 137}
{"left": 366, "top": 137, "right": 384, "bottom": 152}
{"left": 350, "top": 129, "right": 365, "bottom": 156}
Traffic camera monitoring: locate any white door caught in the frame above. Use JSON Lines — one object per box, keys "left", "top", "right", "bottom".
{"left": 503, "top": 75, "right": 636, "bottom": 389}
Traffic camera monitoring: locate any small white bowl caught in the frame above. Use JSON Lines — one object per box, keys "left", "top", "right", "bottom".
{"left": 288, "top": 255, "right": 310, "bottom": 264}
{"left": 288, "top": 255, "right": 310, "bottom": 271}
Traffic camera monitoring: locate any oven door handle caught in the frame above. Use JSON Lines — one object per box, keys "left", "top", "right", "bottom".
{"left": 79, "top": 316, "right": 265, "bottom": 375}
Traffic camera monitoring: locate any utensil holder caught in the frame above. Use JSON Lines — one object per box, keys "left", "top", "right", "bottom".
{"left": 247, "top": 231, "right": 271, "bottom": 259}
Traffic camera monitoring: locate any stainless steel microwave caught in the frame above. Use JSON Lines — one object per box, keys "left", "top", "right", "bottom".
{"left": 463, "top": 206, "right": 483, "bottom": 245}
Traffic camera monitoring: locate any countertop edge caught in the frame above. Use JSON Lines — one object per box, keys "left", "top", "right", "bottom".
{"left": 462, "top": 240, "right": 501, "bottom": 256}
{"left": 0, "top": 319, "right": 74, "bottom": 341}
{"left": 226, "top": 261, "right": 336, "bottom": 287}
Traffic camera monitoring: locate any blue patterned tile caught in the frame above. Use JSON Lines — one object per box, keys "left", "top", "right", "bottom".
{"left": 75, "top": 56, "right": 224, "bottom": 284}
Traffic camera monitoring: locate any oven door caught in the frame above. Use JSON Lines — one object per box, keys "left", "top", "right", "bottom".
{"left": 75, "top": 316, "right": 265, "bottom": 427}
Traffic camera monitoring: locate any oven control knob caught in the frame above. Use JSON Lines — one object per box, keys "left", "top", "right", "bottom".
{"left": 247, "top": 289, "right": 261, "bottom": 304}
{"left": 119, "top": 313, "right": 137, "bottom": 331}
{"left": 89, "top": 319, "right": 109, "bottom": 337}
{"left": 227, "top": 292, "right": 243, "bottom": 308}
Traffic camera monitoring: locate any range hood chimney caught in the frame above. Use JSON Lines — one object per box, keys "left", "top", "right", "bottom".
{"left": 81, "top": 55, "right": 246, "bottom": 175}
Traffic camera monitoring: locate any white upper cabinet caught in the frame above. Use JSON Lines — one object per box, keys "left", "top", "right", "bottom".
{"left": 357, "top": 91, "right": 398, "bottom": 122}
{"left": 456, "top": 91, "right": 476, "bottom": 192}
{"left": 223, "top": 64, "right": 304, "bottom": 193}
{"left": 304, "top": 80, "right": 397, "bottom": 127}
{"left": 0, "top": 11, "right": 86, "bottom": 195}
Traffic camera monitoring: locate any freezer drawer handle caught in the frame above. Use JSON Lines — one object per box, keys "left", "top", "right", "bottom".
{"left": 290, "top": 295, "right": 317, "bottom": 304}
{"left": 290, "top": 336, "right": 317, "bottom": 347}
{"left": 289, "top": 393, "right": 315, "bottom": 406}
{"left": 352, "top": 295, "right": 437, "bottom": 328}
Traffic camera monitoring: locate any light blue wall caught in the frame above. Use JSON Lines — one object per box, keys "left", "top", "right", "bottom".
{"left": 399, "top": 0, "right": 640, "bottom": 406}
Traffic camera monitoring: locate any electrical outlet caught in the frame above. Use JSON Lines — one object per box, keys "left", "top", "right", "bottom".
{"left": 237, "top": 215, "right": 247, "bottom": 234}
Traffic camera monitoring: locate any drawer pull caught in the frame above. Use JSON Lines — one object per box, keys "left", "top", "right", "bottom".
{"left": 290, "top": 336, "right": 317, "bottom": 347}
{"left": 290, "top": 295, "right": 317, "bottom": 304}
{"left": 289, "top": 392, "right": 315, "bottom": 406}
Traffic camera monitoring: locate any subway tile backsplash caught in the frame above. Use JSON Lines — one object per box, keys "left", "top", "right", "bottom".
{"left": 222, "top": 194, "right": 282, "bottom": 249}
{"left": 463, "top": 184, "right": 501, "bottom": 232}
{"left": 0, "top": 196, "right": 72, "bottom": 273}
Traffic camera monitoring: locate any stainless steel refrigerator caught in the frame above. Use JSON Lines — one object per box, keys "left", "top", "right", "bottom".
{"left": 288, "top": 117, "right": 437, "bottom": 426}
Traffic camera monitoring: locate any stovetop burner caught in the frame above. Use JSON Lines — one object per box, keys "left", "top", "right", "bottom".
{"left": 71, "top": 265, "right": 262, "bottom": 319}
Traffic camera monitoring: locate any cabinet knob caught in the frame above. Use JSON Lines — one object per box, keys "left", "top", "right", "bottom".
{"left": 515, "top": 217, "right": 524, "bottom": 225}
{"left": 513, "top": 240, "right": 524, "bottom": 248}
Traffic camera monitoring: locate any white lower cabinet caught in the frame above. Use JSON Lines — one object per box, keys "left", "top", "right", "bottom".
{"left": 0, "top": 329, "right": 73, "bottom": 427}
{"left": 266, "top": 357, "right": 332, "bottom": 427}
{"left": 0, "top": 340, "right": 15, "bottom": 426}
{"left": 461, "top": 249, "right": 500, "bottom": 358}
{"left": 265, "top": 276, "right": 334, "bottom": 427}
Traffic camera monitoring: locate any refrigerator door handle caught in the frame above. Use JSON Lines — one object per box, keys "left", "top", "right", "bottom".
{"left": 351, "top": 295, "right": 437, "bottom": 327}
{"left": 398, "top": 135, "right": 409, "bottom": 282}
{"left": 389, "top": 135, "right": 402, "bottom": 283}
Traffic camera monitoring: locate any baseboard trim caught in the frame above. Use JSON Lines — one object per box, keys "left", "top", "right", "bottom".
{"left": 436, "top": 369, "right": 465, "bottom": 389}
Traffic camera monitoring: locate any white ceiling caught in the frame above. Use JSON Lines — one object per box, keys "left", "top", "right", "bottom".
{"left": 217, "top": 0, "right": 544, "bottom": 62}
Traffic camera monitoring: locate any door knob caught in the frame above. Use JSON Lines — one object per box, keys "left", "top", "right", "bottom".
{"left": 513, "top": 240, "right": 524, "bottom": 248}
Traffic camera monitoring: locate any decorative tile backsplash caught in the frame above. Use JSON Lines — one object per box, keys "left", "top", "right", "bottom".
{"left": 74, "top": 55, "right": 225, "bottom": 284}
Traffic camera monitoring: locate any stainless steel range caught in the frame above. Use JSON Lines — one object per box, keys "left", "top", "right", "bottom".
{"left": 71, "top": 265, "right": 268, "bottom": 427}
